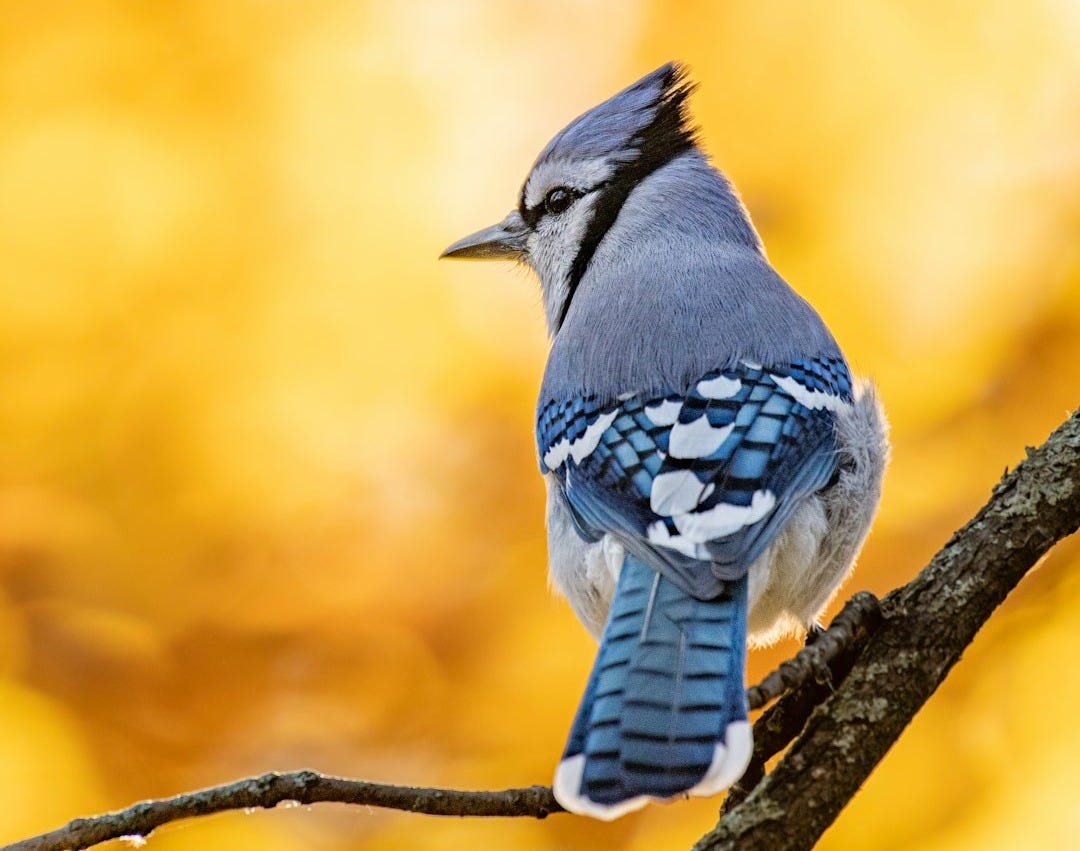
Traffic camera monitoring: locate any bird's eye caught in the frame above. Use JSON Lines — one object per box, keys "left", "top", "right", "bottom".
{"left": 544, "top": 186, "right": 575, "bottom": 216}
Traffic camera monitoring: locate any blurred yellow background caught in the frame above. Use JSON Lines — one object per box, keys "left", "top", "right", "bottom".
{"left": 1, "top": 1, "right": 1079, "bottom": 849}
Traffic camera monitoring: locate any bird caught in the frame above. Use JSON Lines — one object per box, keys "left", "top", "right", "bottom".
{"left": 440, "top": 62, "right": 888, "bottom": 820}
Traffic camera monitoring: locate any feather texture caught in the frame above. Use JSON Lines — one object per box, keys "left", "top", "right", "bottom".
{"left": 538, "top": 358, "right": 853, "bottom": 598}
{"left": 443, "top": 61, "right": 888, "bottom": 820}
{"left": 554, "top": 555, "right": 751, "bottom": 819}
{"left": 539, "top": 358, "right": 853, "bottom": 815}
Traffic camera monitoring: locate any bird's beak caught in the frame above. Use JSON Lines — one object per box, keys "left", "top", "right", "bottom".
{"left": 440, "top": 210, "right": 527, "bottom": 261}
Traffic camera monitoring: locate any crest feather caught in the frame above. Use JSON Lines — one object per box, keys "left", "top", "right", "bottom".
{"left": 533, "top": 62, "right": 700, "bottom": 172}
{"left": 626, "top": 62, "right": 699, "bottom": 169}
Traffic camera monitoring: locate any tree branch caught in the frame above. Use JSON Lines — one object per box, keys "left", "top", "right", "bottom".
{"left": 4, "top": 410, "right": 1076, "bottom": 851}
{"left": 1, "top": 595, "right": 879, "bottom": 851}
{"left": 723, "top": 591, "right": 883, "bottom": 814}
{"left": 695, "top": 409, "right": 1080, "bottom": 850}
{"left": 1, "top": 774, "right": 562, "bottom": 851}
{"left": 744, "top": 590, "right": 882, "bottom": 713}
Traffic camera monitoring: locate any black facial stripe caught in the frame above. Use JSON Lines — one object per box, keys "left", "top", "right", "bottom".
{"left": 520, "top": 197, "right": 542, "bottom": 229}
{"left": 555, "top": 66, "right": 697, "bottom": 329}
{"left": 519, "top": 187, "right": 587, "bottom": 229}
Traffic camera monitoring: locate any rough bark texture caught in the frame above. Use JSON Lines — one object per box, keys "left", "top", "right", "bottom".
{"left": 2, "top": 581, "right": 881, "bottom": 851}
{"left": 723, "top": 592, "right": 883, "bottom": 814}
{"left": 695, "top": 409, "right": 1080, "bottom": 850}
{"left": 3, "top": 410, "right": 1077, "bottom": 851}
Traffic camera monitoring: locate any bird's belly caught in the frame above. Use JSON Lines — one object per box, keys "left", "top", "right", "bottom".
{"left": 545, "top": 385, "right": 886, "bottom": 646}
{"left": 545, "top": 475, "right": 623, "bottom": 640}
{"left": 744, "top": 495, "right": 833, "bottom": 645}
{"left": 546, "top": 481, "right": 849, "bottom": 646}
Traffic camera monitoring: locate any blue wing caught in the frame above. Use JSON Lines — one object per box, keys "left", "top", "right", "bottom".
{"left": 537, "top": 357, "right": 853, "bottom": 599}
{"left": 543, "top": 356, "right": 854, "bottom": 815}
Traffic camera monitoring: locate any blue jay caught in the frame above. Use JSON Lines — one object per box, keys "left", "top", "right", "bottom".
{"left": 441, "top": 63, "right": 888, "bottom": 820}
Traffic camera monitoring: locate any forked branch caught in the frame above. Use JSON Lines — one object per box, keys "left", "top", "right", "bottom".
{"left": 5, "top": 410, "right": 1077, "bottom": 851}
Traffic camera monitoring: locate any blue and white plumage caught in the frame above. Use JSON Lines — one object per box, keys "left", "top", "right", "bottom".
{"left": 442, "top": 63, "right": 888, "bottom": 819}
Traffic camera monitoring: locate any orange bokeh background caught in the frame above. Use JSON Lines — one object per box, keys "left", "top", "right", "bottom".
{"left": 1, "top": 2, "right": 1079, "bottom": 849}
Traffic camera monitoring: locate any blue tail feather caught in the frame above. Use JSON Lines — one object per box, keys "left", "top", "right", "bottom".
{"left": 554, "top": 554, "right": 751, "bottom": 817}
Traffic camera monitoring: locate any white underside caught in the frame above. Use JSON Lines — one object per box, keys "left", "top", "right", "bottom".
{"left": 545, "top": 381, "right": 888, "bottom": 645}
{"left": 543, "top": 381, "right": 888, "bottom": 818}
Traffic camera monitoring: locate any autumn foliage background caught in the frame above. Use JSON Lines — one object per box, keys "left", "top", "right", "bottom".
{"left": 2, "top": 2, "right": 1079, "bottom": 850}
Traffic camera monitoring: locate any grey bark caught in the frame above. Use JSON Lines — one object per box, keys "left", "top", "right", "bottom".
{"left": 695, "top": 409, "right": 1080, "bottom": 850}
{"left": 4, "top": 410, "right": 1077, "bottom": 851}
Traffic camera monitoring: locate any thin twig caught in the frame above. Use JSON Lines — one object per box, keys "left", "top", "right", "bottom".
{"left": 2, "top": 593, "right": 879, "bottom": 851}
{"left": 696, "top": 409, "right": 1080, "bottom": 850}
{"left": 726, "top": 590, "right": 883, "bottom": 812}
{"left": 1, "top": 774, "right": 561, "bottom": 851}
{"left": 5, "top": 411, "right": 1077, "bottom": 851}
{"left": 745, "top": 590, "right": 882, "bottom": 711}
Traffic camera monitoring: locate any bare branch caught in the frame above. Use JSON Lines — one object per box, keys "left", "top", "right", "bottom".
{"left": 1, "top": 773, "right": 561, "bottom": 851}
{"left": 724, "top": 591, "right": 883, "bottom": 813}
{"left": 744, "top": 590, "right": 882, "bottom": 711}
{"left": 5, "top": 410, "right": 1076, "bottom": 851}
{"left": 2, "top": 594, "right": 877, "bottom": 851}
{"left": 696, "top": 409, "right": 1080, "bottom": 850}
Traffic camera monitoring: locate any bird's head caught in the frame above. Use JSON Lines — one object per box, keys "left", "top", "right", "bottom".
{"left": 441, "top": 63, "right": 702, "bottom": 332}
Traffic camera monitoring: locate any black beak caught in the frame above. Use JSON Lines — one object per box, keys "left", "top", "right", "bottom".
{"left": 440, "top": 210, "right": 527, "bottom": 261}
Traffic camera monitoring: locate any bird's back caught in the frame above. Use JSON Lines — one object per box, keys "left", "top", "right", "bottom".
{"left": 540, "top": 151, "right": 843, "bottom": 407}
{"left": 442, "top": 62, "right": 888, "bottom": 820}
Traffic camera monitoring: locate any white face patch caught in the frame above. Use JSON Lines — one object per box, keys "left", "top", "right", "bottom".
{"left": 668, "top": 418, "right": 734, "bottom": 459}
{"left": 526, "top": 192, "right": 604, "bottom": 333}
{"left": 520, "top": 156, "right": 618, "bottom": 333}
{"left": 696, "top": 375, "right": 741, "bottom": 399}
{"left": 543, "top": 409, "right": 619, "bottom": 470}
{"left": 644, "top": 399, "right": 681, "bottom": 426}
{"left": 771, "top": 374, "right": 850, "bottom": 412}
{"left": 523, "top": 156, "right": 614, "bottom": 210}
